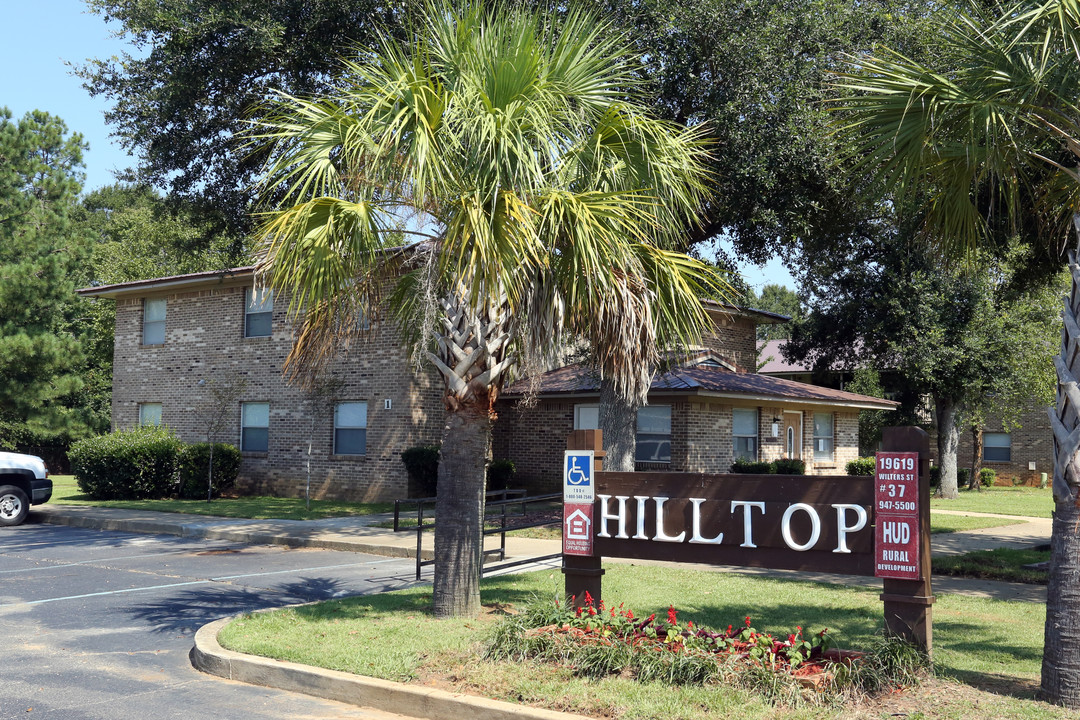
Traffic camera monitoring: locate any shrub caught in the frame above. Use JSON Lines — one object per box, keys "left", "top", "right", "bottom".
{"left": 930, "top": 466, "right": 940, "bottom": 487}
{"left": 69, "top": 426, "right": 183, "bottom": 500}
{"left": 957, "top": 468, "right": 971, "bottom": 487}
{"left": 178, "top": 443, "right": 241, "bottom": 499}
{"left": 979, "top": 467, "right": 996, "bottom": 488}
{"left": 846, "top": 457, "right": 875, "bottom": 476}
{"left": 772, "top": 458, "right": 805, "bottom": 475}
{"left": 730, "top": 459, "right": 773, "bottom": 474}
{"left": 401, "top": 445, "right": 440, "bottom": 497}
{"left": 487, "top": 459, "right": 516, "bottom": 491}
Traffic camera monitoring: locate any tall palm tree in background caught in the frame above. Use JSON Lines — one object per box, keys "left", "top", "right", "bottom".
{"left": 831, "top": 0, "right": 1080, "bottom": 704}
{"left": 248, "top": 2, "right": 729, "bottom": 618}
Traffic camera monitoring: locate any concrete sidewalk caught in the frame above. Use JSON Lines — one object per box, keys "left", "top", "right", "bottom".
{"left": 32, "top": 503, "right": 1050, "bottom": 603}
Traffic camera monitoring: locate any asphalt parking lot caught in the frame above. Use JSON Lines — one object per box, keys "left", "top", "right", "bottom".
{"left": 0, "top": 521, "right": 421, "bottom": 720}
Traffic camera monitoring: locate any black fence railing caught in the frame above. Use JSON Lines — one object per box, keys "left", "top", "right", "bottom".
{"left": 392, "top": 489, "right": 563, "bottom": 580}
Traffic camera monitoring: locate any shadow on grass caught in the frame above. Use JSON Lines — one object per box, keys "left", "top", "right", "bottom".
{"left": 941, "top": 668, "right": 1041, "bottom": 700}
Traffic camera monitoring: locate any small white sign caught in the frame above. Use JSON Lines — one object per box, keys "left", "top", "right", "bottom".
{"left": 563, "top": 450, "right": 595, "bottom": 503}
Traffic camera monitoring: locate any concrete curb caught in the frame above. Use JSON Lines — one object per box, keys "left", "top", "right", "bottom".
{"left": 38, "top": 510, "right": 433, "bottom": 560}
{"left": 191, "top": 617, "right": 591, "bottom": 720}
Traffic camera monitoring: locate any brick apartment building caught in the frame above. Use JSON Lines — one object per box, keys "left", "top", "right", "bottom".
{"left": 759, "top": 339, "right": 1052, "bottom": 484}
{"left": 79, "top": 268, "right": 896, "bottom": 501}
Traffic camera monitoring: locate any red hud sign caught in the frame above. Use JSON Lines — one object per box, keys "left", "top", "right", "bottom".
{"left": 874, "top": 452, "right": 920, "bottom": 580}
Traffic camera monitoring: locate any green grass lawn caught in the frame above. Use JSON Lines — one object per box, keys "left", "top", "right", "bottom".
{"left": 933, "top": 548, "right": 1050, "bottom": 585}
{"left": 930, "top": 486, "right": 1053, "bottom": 518}
{"left": 48, "top": 475, "right": 392, "bottom": 521}
{"left": 929, "top": 512, "right": 1029, "bottom": 534}
{"left": 219, "top": 565, "right": 1066, "bottom": 720}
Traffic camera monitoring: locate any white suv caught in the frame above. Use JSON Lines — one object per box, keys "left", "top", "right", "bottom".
{"left": 0, "top": 451, "right": 51, "bottom": 526}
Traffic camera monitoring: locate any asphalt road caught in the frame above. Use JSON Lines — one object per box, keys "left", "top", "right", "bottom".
{"left": 0, "top": 521, "right": 422, "bottom": 720}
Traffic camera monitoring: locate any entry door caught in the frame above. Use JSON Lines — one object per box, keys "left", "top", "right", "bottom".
{"left": 783, "top": 412, "right": 802, "bottom": 460}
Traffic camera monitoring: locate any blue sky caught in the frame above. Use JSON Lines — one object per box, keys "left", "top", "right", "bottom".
{"left": 2, "top": 0, "right": 134, "bottom": 191}
{"left": 1, "top": 1, "right": 796, "bottom": 289}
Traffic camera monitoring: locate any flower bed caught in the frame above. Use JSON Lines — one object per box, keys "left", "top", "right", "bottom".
{"left": 486, "top": 593, "right": 916, "bottom": 704}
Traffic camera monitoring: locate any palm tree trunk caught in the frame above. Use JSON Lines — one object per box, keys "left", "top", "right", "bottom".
{"left": 599, "top": 378, "right": 637, "bottom": 472}
{"left": 433, "top": 406, "right": 491, "bottom": 618}
{"left": 1042, "top": 231, "right": 1080, "bottom": 707}
{"left": 426, "top": 283, "right": 514, "bottom": 618}
{"left": 935, "top": 397, "right": 959, "bottom": 499}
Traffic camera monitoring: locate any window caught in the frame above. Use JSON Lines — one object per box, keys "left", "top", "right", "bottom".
{"left": 636, "top": 405, "right": 671, "bottom": 463}
{"left": 733, "top": 408, "right": 758, "bottom": 461}
{"left": 241, "top": 402, "right": 270, "bottom": 452}
{"left": 143, "top": 298, "right": 166, "bottom": 345}
{"left": 574, "top": 403, "right": 671, "bottom": 463}
{"left": 245, "top": 287, "right": 273, "bottom": 338}
{"left": 334, "top": 402, "right": 368, "bottom": 455}
{"left": 984, "top": 433, "right": 1012, "bottom": 462}
{"left": 813, "top": 412, "right": 834, "bottom": 461}
{"left": 138, "top": 403, "right": 162, "bottom": 426}
{"left": 573, "top": 404, "right": 600, "bottom": 430}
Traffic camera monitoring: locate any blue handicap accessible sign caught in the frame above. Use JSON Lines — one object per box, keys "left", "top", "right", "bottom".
{"left": 563, "top": 451, "right": 595, "bottom": 503}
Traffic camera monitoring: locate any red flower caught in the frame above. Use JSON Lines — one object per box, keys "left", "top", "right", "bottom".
{"left": 668, "top": 606, "right": 678, "bottom": 625}
{"left": 745, "top": 616, "right": 752, "bottom": 627}
{"left": 584, "top": 591, "right": 594, "bottom": 607}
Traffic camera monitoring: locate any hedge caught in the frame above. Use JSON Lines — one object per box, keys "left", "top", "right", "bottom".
{"left": 401, "top": 445, "right": 440, "bottom": 497}
{"left": 70, "top": 426, "right": 183, "bottom": 500}
{"left": 178, "top": 443, "right": 241, "bottom": 499}
{"left": 846, "top": 457, "right": 875, "bottom": 476}
{"left": 730, "top": 458, "right": 806, "bottom": 475}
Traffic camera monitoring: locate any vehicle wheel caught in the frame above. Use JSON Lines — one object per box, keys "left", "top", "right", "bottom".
{"left": 0, "top": 485, "right": 29, "bottom": 526}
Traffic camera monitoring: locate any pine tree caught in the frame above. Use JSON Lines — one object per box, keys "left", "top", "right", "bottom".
{"left": 0, "top": 109, "right": 92, "bottom": 448}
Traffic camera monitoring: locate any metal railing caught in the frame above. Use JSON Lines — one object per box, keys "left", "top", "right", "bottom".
{"left": 392, "top": 489, "right": 562, "bottom": 580}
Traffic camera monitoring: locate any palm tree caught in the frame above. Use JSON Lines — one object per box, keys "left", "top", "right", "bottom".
{"left": 248, "top": 2, "right": 730, "bottom": 618}
{"left": 831, "top": 0, "right": 1080, "bottom": 705}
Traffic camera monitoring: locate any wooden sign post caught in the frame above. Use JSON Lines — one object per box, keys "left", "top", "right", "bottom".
{"left": 879, "top": 426, "right": 934, "bottom": 655}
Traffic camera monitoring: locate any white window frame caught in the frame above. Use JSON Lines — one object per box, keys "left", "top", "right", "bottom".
{"left": 245, "top": 287, "right": 273, "bottom": 338}
{"left": 241, "top": 402, "right": 270, "bottom": 452}
{"left": 812, "top": 412, "right": 834, "bottom": 461}
{"left": 138, "top": 402, "right": 162, "bottom": 427}
{"left": 334, "top": 402, "right": 368, "bottom": 456}
{"left": 143, "top": 298, "right": 166, "bottom": 345}
{"left": 732, "top": 407, "right": 759, "bottom": 461}
{"left": 983, "top": 433, "right": 1012, "bottom": 463}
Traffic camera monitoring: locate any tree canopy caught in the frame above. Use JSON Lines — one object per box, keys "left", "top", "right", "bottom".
{"left": 787, "top": 233, "right": 1060, "bottom": 498}
{"left": 78, "top": 0, "right": 411, "bottom": 235}
{"left": 80, "top": 0, "right": 936, "bottom": 261}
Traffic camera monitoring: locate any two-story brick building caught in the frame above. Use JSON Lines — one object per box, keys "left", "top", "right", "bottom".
{"left": 79, "top": 268, "right": 896, "bottom": 501}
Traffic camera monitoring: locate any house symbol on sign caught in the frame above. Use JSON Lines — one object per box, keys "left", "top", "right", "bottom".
{"left": 565, "top": 509, "right": 591, "bottom": 540}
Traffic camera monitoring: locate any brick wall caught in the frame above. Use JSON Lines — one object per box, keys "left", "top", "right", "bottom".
{"left": 953, "top": 399, "right": 1052, "bottom": 485}
{"left": 701, "top": 316, "right": 758, "bottom": 370}
{"left": 493, "top": 395, "right": 863, "bottom": 484}
{"left": 112, "top": 284, "right": 445, "bottom": 501}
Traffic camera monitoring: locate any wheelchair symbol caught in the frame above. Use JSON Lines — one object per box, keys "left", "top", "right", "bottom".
{"left": 566, "top": 457, "right": 589, "bottom": 486}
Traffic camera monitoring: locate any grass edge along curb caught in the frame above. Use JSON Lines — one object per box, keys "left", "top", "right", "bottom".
{"left": 192, "top": 616, "right": 594, "bottom": 720}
